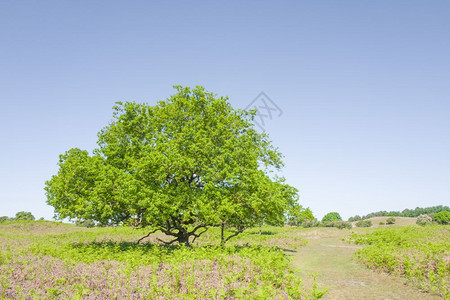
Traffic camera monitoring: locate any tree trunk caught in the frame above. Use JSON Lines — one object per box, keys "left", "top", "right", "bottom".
{"left": 221, "top": 223, "right": 225, "bottom": 245}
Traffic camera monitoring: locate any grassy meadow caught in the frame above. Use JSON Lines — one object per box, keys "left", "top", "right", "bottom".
{"left": 1, "top": 219, "right": 449, "bottom": 299}
{"left": 349, "top": 225, "right": 450, "bottom": 298}
{"left": 0, "top": 221, "right": 317, "bottom": 299}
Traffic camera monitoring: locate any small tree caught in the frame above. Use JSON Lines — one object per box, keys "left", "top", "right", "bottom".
{"left": 322, "top": 212, "right": 342, "bottom": 223}
{"left": 287, "top": 204, "right": 316, "bottom": 227}
{"left": 386, "top": 217, "right": 396, "bottom": 225}
{"left": 348, "top": 215, "right": 361, "bottom": 222}
{"left": 433, "top": 211, "right": 450, "bottom": 224}
{"left": 0, "top": 216, "right": 12, "bottom": 223}
{"left": 15, "top": 211, "right": 35, "bottom": 221}
{"left": 46, "top": 86, "right": 296, "bottom": 246}
{"left": 416, "top": 214, "right": 432, "bottom": 226}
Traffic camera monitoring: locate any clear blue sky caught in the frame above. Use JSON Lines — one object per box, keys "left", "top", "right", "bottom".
{"left": 1, "top": 1, "right": 449, "bottom": 220}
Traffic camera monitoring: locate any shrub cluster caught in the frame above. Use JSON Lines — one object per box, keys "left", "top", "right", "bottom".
{"left": 349, "top": 226, "right": 450, "bottom": 298}
{"left": 355, "top": 220, "right": 372, "bottom": 227}
{"left": 323, "top": 221, "right": 352, "bottom": 229}
{"left": 0, "top": 211, "right": 35, "bottom": 223}
{"left": 300, "top": 219, "right": 321, "bottom": 228}
{"left": 433, "top": 211, "right": 450, "bottom": 225}
{"left": 416, "top": 214, "right": 432, "bottom": 226}
{"left": 385, "top": 217, "right": 396, "bottom": 225}
{"left": 348, "top": 205, "right": 450, "bottom": 221}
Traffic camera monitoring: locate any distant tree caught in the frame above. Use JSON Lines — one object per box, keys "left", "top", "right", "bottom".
{"left": 287, "top": 204, "right": 316, "bottom": 226}
{"left": 433, "top": 211, "right": 450, "bottom": 225}
{"left": 416, "top": 214, "right": 432, "bottom": 226}
{"left": 348, "top": 215, "right": 361, "bottom": 222}
{"left": 359, "top": 205, "right": 450, "bottom": 220}
{"left": 15, "top": 211, "right": 35, "bottom": 221}
{"left": 45, "top": 86, "right": 296, "bottom": 246}
{"left": 385, "top": 217, "right": 396, "bottom": 225}
{"left": 0, "top": 216, "right": 12, "bottom": 223}
{"left": 322, "top": 212, "right": 342, "bottom": 223}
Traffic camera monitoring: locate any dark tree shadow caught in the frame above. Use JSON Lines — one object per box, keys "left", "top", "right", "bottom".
{"left": 70, "top": 240, "right": 179, "bottom": 255}
{"left": 247, "top": 231, "right": 276, "bottom": 235}
{"left": 68, "top": 240, "right": 287, "bottom": 256}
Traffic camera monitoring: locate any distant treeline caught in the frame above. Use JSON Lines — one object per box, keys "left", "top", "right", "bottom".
{"left": 348, "top": 205, "right": 450, "bottom": 222}
{"left": 0, "top": 211, "right": 37, "bottom": 222}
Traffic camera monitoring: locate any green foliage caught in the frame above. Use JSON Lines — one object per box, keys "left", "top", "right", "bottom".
{"left": 348, "top": 215, "right": 361, "bottom": 222}
{"left": 14, "top": 211, "right": 35, "bottom": 221}
{"left": 349, "top": 226, "right": 450, "bottom": 297}
{"left": 0, "top": 216, "right": 12, "bottom": 223}
{"left": 75, "top": 219, "right": 96, "bottom": 228}
{"left": 378, "top": 222, "right": 385, "bottom": 225}
{"left": 348, "top": 205, "right": 450, "bottom": 221}
{"left": 309, "top": 274, "right": 330, "bottom": 299}
{"left": 416, "top": 214, "right": 432, "bottom": 226}
{"left": 355, "top": 220, "right": 372, "bottom": 227}
{"left": 385, "top": 217, "right": 396, "bottom": 225}
{"left": 321, "top": 212, "right": 342, "bottom": 223}
{"left": 336, "top": 222, "right": 352, "bottom": 229}
{"left": 300, "top": 219, "right": 321, "bottom": 228}
{"left": 323, "top": 221, "right": 352, "bottom": 229}
{"left": 45, "top": 86, "right": 297, "bottom": 245}
{"left": 433, "top": 211, "right": 450, "bottom": 225}
{"left": 286, "top": 204, "right": 316, "bottom": 226}
{"left": 0, "top": 221, "right": 323, "bottom": 299}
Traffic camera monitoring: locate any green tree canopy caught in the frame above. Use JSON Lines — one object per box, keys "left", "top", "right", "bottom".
{"left": 321, "top": 212, "right": 342, "bottom": 223}
{"left": 14, "top": 211, "right": 35, "bottom": 221}
{"left": 287, "top": 204, "right": 316, "bottom": 226}
{"left": 433, "top": 211, "right": 450, "bottom": 224}
{"left": 45, "top": 86, "right": 298, "bottom": 246}
{"left": 0, "top": 216, "right": 12, "bottom": 223}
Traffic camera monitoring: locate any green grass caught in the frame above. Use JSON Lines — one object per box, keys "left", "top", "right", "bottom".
{"left": 0, "top": 221, "right": 317, "bottom": 299}
{"left": 348, "top": 225, "right": 450, "bottom": 298}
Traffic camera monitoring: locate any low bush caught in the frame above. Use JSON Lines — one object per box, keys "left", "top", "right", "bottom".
{"left": 433, "top": 211, "right": 450, "bottom": 225}
{"left": 355, "top": 220, "right": 372, "bottom": 227}
{"left": 385, "top": 217, "right": 396, "bottom": 225}
{"left": 0, "top": 216, "right": 12, "bottom": 223}
{"left": 349, "top": 226, "right": 450, "bottom": 298}
{"left": 323, "top": 221, "right": 352, "bottom": 229}
{"left": 301, "top": 219, "right": 321, "bottom": 228}
{"left": 378, "top": 222, "right": 385, "bottom": 225}
{"left": 416, "top": 214, "right": 432, "bottom": 226}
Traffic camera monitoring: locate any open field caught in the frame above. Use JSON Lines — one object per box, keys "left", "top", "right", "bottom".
{"left": 292, "top": 227, "right": 446, "bottom": 300}
{"left": 1, "top": 221, "right": 448, "bottom": 299}
{"left": 0, "top": 221, "right": 313, "bottom": 299}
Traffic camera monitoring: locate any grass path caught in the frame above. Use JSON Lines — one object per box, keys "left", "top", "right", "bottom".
{"left": 289, "top": 228, "right": 441, "bottom": 300}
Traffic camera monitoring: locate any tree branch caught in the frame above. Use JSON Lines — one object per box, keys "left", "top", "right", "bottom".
{"left": 191, "top": 227, "right": 208, "bottom": 244}
{"left": 157, "top": 237, "right": 179, "bottom": 245}
{"left": 137, "top": 228, "right": 159, "bottom": 244}
{"left": 223, "top": 227, "right": 247, "bottom": 244}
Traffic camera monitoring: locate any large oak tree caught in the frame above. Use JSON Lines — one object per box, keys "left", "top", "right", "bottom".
{"left": 45, "top": 86, "right": 298, "bottom": 245}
